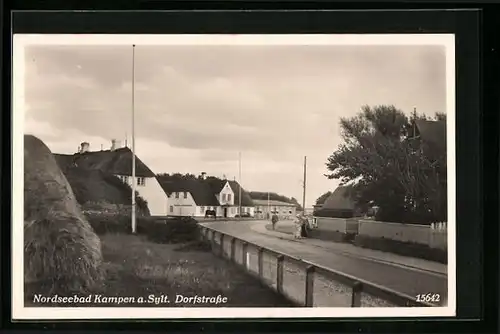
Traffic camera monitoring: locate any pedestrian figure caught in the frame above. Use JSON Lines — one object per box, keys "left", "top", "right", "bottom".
{"left": 301, "top": 215, "right": 309, "bottom": 238}
{"left": 271, "top": 212, "right": 279, "bottom": 230}
{"left": 294, "top": 214, "right": 303, "bottom": 239}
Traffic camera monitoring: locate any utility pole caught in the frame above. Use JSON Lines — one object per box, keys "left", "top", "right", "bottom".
{"left": 302, "top": 156, "right": 307, "bottom": 215}
{"left": 267, "top": 191, "right": 270, "bottom": 219}
{"left": 131, "top": 44, "right": 137, "bottom": 234}
{"left": 238, "top": 152, "right": 242, "bottom": 219}
{"left": 413, "top": 107, "right": 417, "bottom": 137}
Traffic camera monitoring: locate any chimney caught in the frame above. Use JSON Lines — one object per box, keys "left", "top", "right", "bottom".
{"left": 201, "top": 172, "right": 207, "bottom": 180}
{"left": 110, "top": 139, "right": 117, "bottom": 151}
{"left": 80, "top": 142, "right": 90, "bottom": 153}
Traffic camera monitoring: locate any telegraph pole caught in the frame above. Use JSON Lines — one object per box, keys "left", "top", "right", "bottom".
{"left": 267, "top": 191, "right": 270, "bottom": 219}
{"left": 131, "top": 44, "right": 137, "bottom": 234}
{"left": 302, "top": 156, "right": 307, "bottom": 215}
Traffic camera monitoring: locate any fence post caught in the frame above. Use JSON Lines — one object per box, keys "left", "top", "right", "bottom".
{"left": 258, "top": 247, "right": 264, "bottom": 278}
{"left": 241, "top": 242, "right": 248, "bottom": 268}
{"left": 198, "top": 226, "right": 203, "bottom": 241}
{"left": 351, "top": 281, "right": 363, "bottom": 307}
{"left": 202, "top": 227, "right": 207, "bottom": 242}
{"left": 230, "top": 237, "right": 236, "bottom": 261}
{"left": 305, "top": 265, "right": 315, "bottom": 307}
{"left": 211, "top": 230, "right": 216, "bottom": 251}
{"left": 277, "top": 255, "right": 285, "bottom": 294}
{"left": 220, "top": 233, "right": 225, "bottom": 257}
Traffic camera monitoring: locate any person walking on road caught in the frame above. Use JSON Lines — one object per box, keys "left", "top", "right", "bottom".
{"left": 294, "top": 214, "right": 304, "bottom": 239}
{"left": 271, "top": 212, "right": 279, "bottom": 230}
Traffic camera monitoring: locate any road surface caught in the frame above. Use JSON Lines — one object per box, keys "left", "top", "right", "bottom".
{"left": 202, "top": 220, "right": 448, "bottom": 305}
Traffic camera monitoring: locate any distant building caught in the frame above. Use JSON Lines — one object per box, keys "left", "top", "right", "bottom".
{"left": 158, "top": 174, "right": 255, "bottom": 218}
{"left": 54, "top": 140, "right": 169, "bottom": 216}
{"left": 252, "top": 199, "right": 297, "bottom": 220}
{"left": 408, "top": 119, "right": 446, "bottom": 155}
{"left": 314, "top": 186, "right": 357, "bottom": 218}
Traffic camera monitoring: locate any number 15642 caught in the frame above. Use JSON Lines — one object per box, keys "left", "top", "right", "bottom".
{"left": 416, "top": 293, "right": 441, "bottom": 303}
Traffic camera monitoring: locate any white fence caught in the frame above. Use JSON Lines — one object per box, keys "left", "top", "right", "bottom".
{"left": 198, "top": 225, "right": 437, "bottom": 307}
{"left": 313, "top": 217, "right": 360, "bottom": 234}
{"left": 313, "top": 217, "right": 447, "bottom": 250}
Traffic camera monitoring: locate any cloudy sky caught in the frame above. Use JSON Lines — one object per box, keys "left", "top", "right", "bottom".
{"left": 23, "top": 42, "right": 447, "bottom": 207}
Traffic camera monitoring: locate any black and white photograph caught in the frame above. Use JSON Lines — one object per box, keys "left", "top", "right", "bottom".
{"left": 13, "top": 34, "right": 455, "bottom": 319}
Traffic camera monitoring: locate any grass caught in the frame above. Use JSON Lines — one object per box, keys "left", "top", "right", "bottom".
{"left": 26, "top": 232, "right": 294, "bottom": 308}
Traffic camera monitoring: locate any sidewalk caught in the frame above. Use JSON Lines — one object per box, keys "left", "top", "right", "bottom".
{"left": 251, "top": 222, "right": 447, "bottom": 276}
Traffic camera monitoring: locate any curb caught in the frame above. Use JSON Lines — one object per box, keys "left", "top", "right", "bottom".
{"left": 252, "top": 225, "right": 447, "bottom": 278}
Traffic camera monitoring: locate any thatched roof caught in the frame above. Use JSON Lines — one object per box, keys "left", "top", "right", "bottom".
{"left": 159, "top": 178, "right": 220, "bottom": 207}
{"left": 321, "top": 186, "right": 356, "bottom": 211}
{"left": 54, "top": 147, "right": 155, "bottom": 178}
{"left": 158, "top": 176, "right": 254, "bottom": 207}
{"left": 24, "top": 135, "right": 103, "bottom": 295}
{"left": 414, "top": 119, "right": 446, "bottom": 150}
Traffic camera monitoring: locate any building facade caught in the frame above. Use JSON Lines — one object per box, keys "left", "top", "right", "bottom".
{"left": 158, "top": 175, "right": 255, "bottom": 218}
{"left": 252, "top": 199, "right": 297, "bottom": 220}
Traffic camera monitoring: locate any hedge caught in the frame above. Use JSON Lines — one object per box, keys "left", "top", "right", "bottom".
{"left": 85, "top": 213, "right": 199, "bottom": 244}
{"left": 353, "top": 234, "right": 447, "bottom": 264}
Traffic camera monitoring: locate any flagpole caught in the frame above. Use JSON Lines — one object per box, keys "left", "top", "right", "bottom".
{"left": 131, "top": 44, "right": 137, "bottom": 234}
{"left": 302, "top": 156, "right": 307, "bottom": 215}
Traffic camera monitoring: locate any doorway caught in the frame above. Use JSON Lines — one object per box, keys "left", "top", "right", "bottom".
{"left": 224, "top": 207, "right": 228, "bottom": 218}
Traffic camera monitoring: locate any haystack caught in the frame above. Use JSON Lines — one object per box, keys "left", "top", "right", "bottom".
{"left": 24, "top": 135, "right": 103, "bottom": 295}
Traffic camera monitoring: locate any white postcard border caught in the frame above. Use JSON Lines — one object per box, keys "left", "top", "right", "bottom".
{"left": 12, "top": 33, "right": 456, "bottom": 320}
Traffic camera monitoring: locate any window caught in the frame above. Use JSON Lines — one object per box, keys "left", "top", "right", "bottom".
{"left": 119, "top": 175, "right": 129, "bottom": 184}
{"left": 137, "top": 177, "right": 146, "bottom": 186}
{"left": 169, "top": 206, "right": 173, "bottom": 213}
{"left": 222, "top": 194, "right": 226, "bottom": 202}
{"left": 184, "top": 192, "right": 188, "bottom": 199}
{"left": 227, "top": 194, "right": 232, "bottom": 202}
{"left": 200, "top": 206, "right": 205, "bottom": 213}
{"left": 175, "top": 192, "right": 179, "bottom": 198}
{"left": 231, "top": 207, "right": 235, "bottom": 214}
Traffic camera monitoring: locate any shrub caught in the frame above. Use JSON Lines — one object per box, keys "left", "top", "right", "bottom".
{"left": 24, "top": 135, "right": 103, "bottom": 295}
{"left": 85, "top": 213, "right": 199, "bottom": 244}
{"left": 139, "top": 217, "right": 199, "bottom": 243}
{"left": 313, "top": 208, "right": 354, "bottom": 218}
{"left": 101, "top": 172, "right": 150, "bottom": 216}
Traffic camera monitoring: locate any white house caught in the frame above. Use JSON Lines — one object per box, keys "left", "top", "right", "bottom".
{"left": 56, "top": 140, "right": 170, "bottom": 216}
{"left": 252, "top": 199, "right": 297, "bottom": 220}
{"left": 158, "top": 173, "right": 255, "bottom": 218}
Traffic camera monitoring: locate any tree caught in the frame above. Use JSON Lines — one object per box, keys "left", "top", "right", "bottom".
{"left": 315, "top": 191, "right": 332, "bottom": 205}
{"left": 325, "top": 105, "right": 446, "bottom": 224}
{"left": 290, "top": 197, "right": 303, "bottom": 211}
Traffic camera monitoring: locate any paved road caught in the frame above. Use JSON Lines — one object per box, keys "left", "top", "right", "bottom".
{"left": 202, "top": 220, "right": 448, "bottom": 305}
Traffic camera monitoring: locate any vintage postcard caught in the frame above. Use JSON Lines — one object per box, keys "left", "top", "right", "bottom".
{"left": 13, "top": 34, "right": 456, "bottom": 320}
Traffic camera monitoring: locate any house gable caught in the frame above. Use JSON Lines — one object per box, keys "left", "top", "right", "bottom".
{"left": 218, "top": 181, "right": 235, "bottom": 206}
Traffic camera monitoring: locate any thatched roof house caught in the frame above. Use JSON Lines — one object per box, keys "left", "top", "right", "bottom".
{"left": 411, "top": 119, "right": 446, "bottom": 151}
{"left": 54, "top": 147, "right": 155, "bottom": 178}
{"left": 158, "top": 176, "right": 254, "bottom": 207}
{"left": 313, "top": 186, "right": 357, "bottom": 218}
